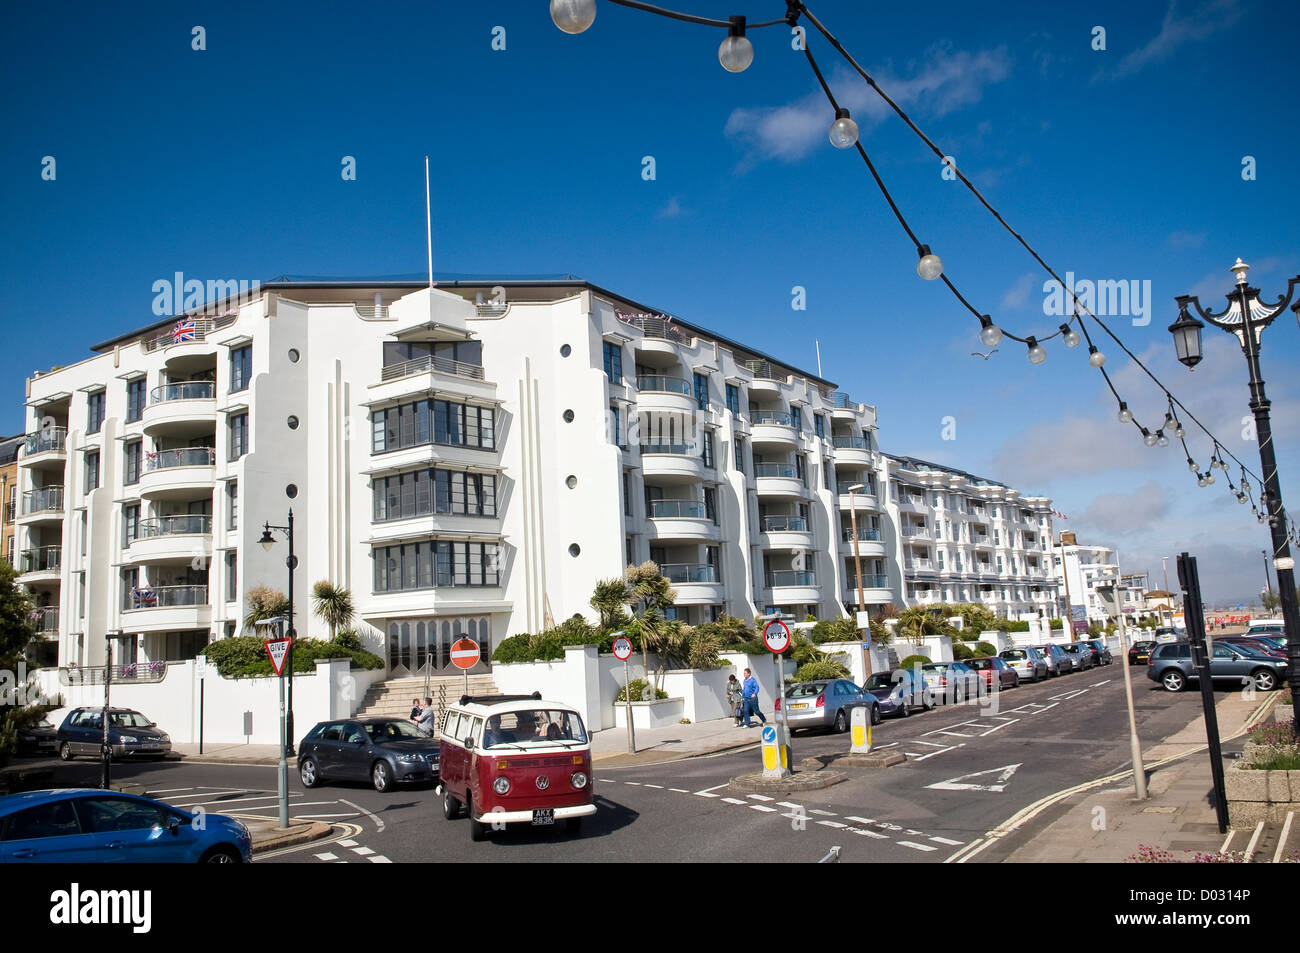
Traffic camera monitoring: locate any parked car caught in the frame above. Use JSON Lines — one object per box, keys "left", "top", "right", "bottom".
{"left": 1154, "top": 626, "right": 1180, "bottom": 643}
{"left": 1147, "top": 640, "right": 1289, "bottom": 692}
{"left": 967, "top": 656, "right": 1019, "bottom": 691}
{"left": 777, "top": 679, "right": 880, "bottom": 732}
{"left": 1246, "top": 619, "right": 1287, "bottom": 638}
{"left": 438, "top": 693, "right": 595, "bottom": 841}
{"left": 1000, "top": 647, "right": 1048, "bottom": 682}
{"left": 0, "top": 789, "right": 251, "bottom": 863}
{"left": 1216, "top": 635, "right": 1288, "bottom": 660}
{"left": 1128, "top": 640, "right": 1157, "bottom": 666}
{"left": 298, "top": 717, "right": 440, "bottom": 792}
{"left": 1037, "top": 643, "right": 1072, "bottom": 677}
{"left": 864, "top": 668, "right": 930, "bottom": 717}
{"left": 56, "top": 708, "right": 171, "bottom": 762}
{"left": 1058, "top": 643, "right": 1093, "bottom": 671}
{"left": 1079, "top": 639, "right": 1113, "bottom": 665}
{"left": 16, "top": 717, "right": 57, "bottom": 757}
{"left": 920, "top": 661, "right": 980, "bottom": 704}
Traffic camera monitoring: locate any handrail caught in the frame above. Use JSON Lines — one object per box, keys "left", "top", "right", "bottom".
{"left": 636, "top": 374, "right": 692, "bottom": 395}
{"left": 751, "top": 410, "right": 793, "bottom": 426}
{"left": 754, "top": 463, "right": 797, "bottom": 478}
{"left": 767, "top": 570, "right": 817, "bottom": 587}
{"left": 124, "top": 585, "right": 209, "bottom": 610}
{"left": 145, "top": 448, "right": 216, "bottom": 471}
{"left": 32, "top": 607, "right": 59, "bottom": 632}
{"left": 832, "top": 435, "right": 869, "bottom": 449}
{"left": 142, "top": 316, "right": 236, "bottom": 352}
{"left": 380, "top": 353, "right": 485, "bottom": 382}
{"left": 762, "top": 516, "right": 808, "bottom": 532}
{"left": 136, "top": 515, "right": 213, "bottom": 538}
{"left": 648, "top": 500, "right": 707, "bottom": 519}
{"left": 744, "top": 360, "right": 784, "bottom": 382}
{"left": 619, "top": 314, "right": 690, "bottom": 343}
{"left": 640, "top": 442, "right": 696, "bottom": 456}
{"left": 20, "top": 546, "right": 62, "bottom": 573}
{"left": 150, "top": 381, "right": 216, "bottom": 403}
{"left": 842, "top": 528, "right": 881, "bottom": 542}
{"left": 660, "top": 563, "right": 717, "bottom": 583}
{"left": 23, "top": 428, "right": 67, "bottom": 455}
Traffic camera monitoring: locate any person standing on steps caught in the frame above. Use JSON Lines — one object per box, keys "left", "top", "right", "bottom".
{"left": 740, "top": 668, "right": 767, "bottom": 729}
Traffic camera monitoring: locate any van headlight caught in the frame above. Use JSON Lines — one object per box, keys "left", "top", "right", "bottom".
{"left": 571, "top": 772, "right": 588, "bottom": 789}
{"left": 493, "top": 777, "right": 511, "bottom": 794}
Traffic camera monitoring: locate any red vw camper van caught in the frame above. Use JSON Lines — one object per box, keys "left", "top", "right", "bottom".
{"left": 438, "top": 693, "right": 596, "bottom": 841}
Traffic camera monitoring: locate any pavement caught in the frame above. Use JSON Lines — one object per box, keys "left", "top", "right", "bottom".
{"left": 590, "top": 716, "right": 760, "bottom": 766}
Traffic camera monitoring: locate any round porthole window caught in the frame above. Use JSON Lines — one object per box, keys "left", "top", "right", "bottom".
{"left": 287, "top": 415, "right": 299, "bottom": 430}
{"left": 286, "top": 484, "right": 298, "bottom": 499}
{"left": 560, "top": 344, "right": 572, "bottom": 357}
{"left": 566, "top": 475, "right": 578, "bottom": 488}
{"left": 568, "top": 544, "right": 581, "bottom": 557}
{"left": 563, "top": 409, "right": 575, "bottom": 423}
{"left": 287, "top": 348, "right": 300, "bottom": 363}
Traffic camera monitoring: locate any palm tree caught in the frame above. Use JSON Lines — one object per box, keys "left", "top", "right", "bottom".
{"left": 243, "top": 585, "right": 289, "bottom": 634}
{"left": 312, "top": 580, "right": 355, "bottom": 641}
{"left": 624, "top": 561, "right": 677, "bottom": 677}
{"left": 590, "top": 578, "right": 630, "bottom": 630}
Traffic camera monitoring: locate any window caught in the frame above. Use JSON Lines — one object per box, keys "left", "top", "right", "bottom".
{"left": 814, "top": 414, "right": 825, "bottom": 440}
{"left": 87, "top": 391, "right": 105, "bottom": 434}
{"left": 228, "top": 482, "right": 238, "bottom": 529}
{"left": 694, "top": 373, "right": 709, "bottom": 410}
{"left": 126, "top": 379, "right": 146, "bottom": 422}
{"left": 373, "top": 540, "right": 501, "bottom": 592}
{"left": 123, "top": 440, "right": 141, "bottom": 485}
{"left": 383, "top": 340, "right": 482, "bottom": 369}
{"left": 704, "top": 487, "right": 718, "bottom": 525}
{"left": 823, "top": 459, "right": 831, "bottom": 490}
{"left": 791, "top": 406, "right": 802, "bottom": 433}
{"left": 226, "top": 552, "right": 237, "bottom": 602}
{"left": 371, "top": 399, "right": 495, "bottom": 453}
{"left": 228, "top": 413, "right": 248, "bottom": 460}
{"left": 725, "top": 384, "right": 740, "bottom": 416}
{"left": 123, "top": 504, "right": 140, "bottom": 547}
{"left": 1, "top": 800, "right": 80, "bottom": 841}
{"left": 734, "top": 438, "right": 746, "bottom": 475}
{"left": 623, "top": 471, "right": 631, "bottom": 516}
{"left": 609, "top": 404, "right": 623, "bottom": 448}
{"left": 603, "top": 341, "right": 623, "bottom": 383}
{"left": 84, "top": 450, "right": 100, "bottom": 492}
{"left": 373, "top": 468, "right": 496, "bottom": 521}
{"left": 701, "top": 431, "right": 715, "bottom": 468}
{"left": 230, "top": 345, "right": 252, "bottom": 392}
{"left": 625, "top": 536, "right": 634, "bottom": 565}
{"left": 795, "top": 455, "right": 806, "bottom": 484}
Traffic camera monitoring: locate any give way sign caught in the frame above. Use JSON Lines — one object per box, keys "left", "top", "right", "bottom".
{"left": 264, "top": 637, "right": 293, "bottom": 676}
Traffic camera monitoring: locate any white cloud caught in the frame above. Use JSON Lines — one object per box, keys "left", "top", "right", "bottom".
{"left": 999, "top": 272, "right": 1037, "bottom": 312}
{"left": 1074, "top": 481, "right": 1172, "bottom": 537}
{"left": 725, "top": 44, "right": 1011, "bottom": 166}
{"left": 657, "top": 196, "right": 688, "bottom": 219}
{"left": 1099, "top": 0, "right": 1245, "bottom": 81}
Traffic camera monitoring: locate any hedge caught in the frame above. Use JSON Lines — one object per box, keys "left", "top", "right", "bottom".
{"left": 201, "top": 636, "right": 384, "bottom": 678}
{"left": 972, "top": 641, "right": 998, "bottom": 657}
{"left": 898, "top": 654, "right": 931, "bottom": 669}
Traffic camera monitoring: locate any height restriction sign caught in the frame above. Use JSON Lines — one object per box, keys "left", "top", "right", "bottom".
{"left": 763, "top": 619, "right": 791, "bottom": 654}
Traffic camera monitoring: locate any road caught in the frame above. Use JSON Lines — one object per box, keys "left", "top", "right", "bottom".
{"left": 36, "top": 666, "right": 1233, "bottom": 863}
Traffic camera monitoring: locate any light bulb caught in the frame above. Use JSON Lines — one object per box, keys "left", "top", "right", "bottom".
{"left": 719, "top": 18, "right": 753, "bottom": 72}
{"left": 1238, "top": 493, "right": 1248, "bottom": 504}
{"left": 1060, "top": 325, "right": 1081, "bottom": 348}
{"left": 550, "top": 0, "right": 596, "bottom": 34}
{"left": 917, "top": 247, "right": 943, "bottom": 281}
{"left": 1026, "top": 337, "right": 1046, "bottom": 364}
{"left": 1143, "top": 429, "right": 1158, "bottom": 447}
{"left": 1175, "top": 423, "right": 1185, "bottom": 438}
{"left": 1117, "top": 402, "right": 1132, "bottom": 424}
{"left": 1157, "top": 432, "right": 1169, "bottom": 448}
{"left": 1088, "top": 346, "right": 1106, "bottom": 368}
{"left": 979, "top": 317, "right": 1002, "bottom": 348}
{"left": 1187, "top": 459, "right": 1198, "bottom": 472}
{"left": 1198, "top": 475, "right": 1209, "bottom": 487}
{"left": 1205, "top": 473, "right": 1215, "bottom": 485}
{"left": 829, "top": 109, "right": 859, "bottom": 149}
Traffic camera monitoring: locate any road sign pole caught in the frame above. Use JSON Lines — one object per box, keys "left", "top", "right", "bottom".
{"left": 624, "top": 658, "right": 636, "bottom": 754}
{"left": 774, "top": 649, "right": 790, "bottom": 771}
{"left": 278, "top": 667, "right": 289, "bottom": 829}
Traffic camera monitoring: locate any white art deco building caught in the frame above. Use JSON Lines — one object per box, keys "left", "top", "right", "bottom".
{"left": 15, "top": 278, "right": 899, "bottom": 679}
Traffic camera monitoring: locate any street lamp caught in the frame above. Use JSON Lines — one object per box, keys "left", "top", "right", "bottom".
{"left": 1262, "top": 549, "right": 1274, "bottom": 603}
{"left": 259, "top": 510, "right": 297, "bottom": 756}
{"left": 847, "top": 482, "right": 873, "bottom": 681}
{"left": 1172, "top": 259, "right": 1300, "bottom": 732}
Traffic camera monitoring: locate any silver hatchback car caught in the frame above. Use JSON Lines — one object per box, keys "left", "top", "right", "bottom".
{"left": 999, "top": 646, "right": 1048, "bottom": 682}
{"left": 778, "top": 679, "right": 880, "bottom": 734}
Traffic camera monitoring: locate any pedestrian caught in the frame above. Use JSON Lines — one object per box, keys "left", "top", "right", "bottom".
{"left": 740, "top": 667, "right": 767, "bottom": 729}
{"left": 409, "top": 697, "right": 423, "bottom": 721}
{"left": 415, "top": 696, "right": 436, "bottom": 737}
{"left": 726, "top": 674, "right": 744, "bottom": 726}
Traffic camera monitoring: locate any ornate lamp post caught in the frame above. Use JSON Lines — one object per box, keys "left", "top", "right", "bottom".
{"left": 259, "top": 510, "right": 297, "bottom": 755}
{"left": 1171, "top": 259, "right": 1300, "bottom": 732}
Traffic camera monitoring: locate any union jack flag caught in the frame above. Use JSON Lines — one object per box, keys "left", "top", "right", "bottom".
{"left": 172, "top": 318, "right": 196, "bottom": 343}
{"left": 1052, "top": 509, "right": 1069, "bottom": 520}
{"left": 132, "top": 586, "right": 157, "bottom": 608}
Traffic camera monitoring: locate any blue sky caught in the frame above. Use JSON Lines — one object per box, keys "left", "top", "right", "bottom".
{"left": 2, "top": 0, "right": 1298, "bottom": 604}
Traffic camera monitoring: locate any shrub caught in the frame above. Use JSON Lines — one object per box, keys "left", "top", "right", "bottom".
{"left": 792, "top": 659, "right": 851, "bottom": 681}
{"left": 999, "top": 620, "right": 1032, "bottom": 632}
{"left": 616, "top": 678, "right": 668, "bottom": 702}
{"left": 898, "top": 654, "right": 931, "bottom": 669}
{"left": 201, "top": 636, "right": 383, "bottom": 677}
{"left": 810, "top": 617, "right": 860, "bottom": 644}
{"left": 951, "top": 642, "right": 974, "bottom": 660}
{"left": 1248, "top": 722, "right": 1297, "bottom": 747}
{"left": 972, "top": 641, "right": 998, "bottom": 657}
{"left": 334, "top": 629, "right": 362, "bottom": 651}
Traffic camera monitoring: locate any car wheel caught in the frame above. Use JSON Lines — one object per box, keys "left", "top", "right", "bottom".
{"left": 871, "top": 704, "right": 881, "bottom": 726}
{"left": 899, "top": 697, "right": 911, "bottom": 717}
{"left": 467, "top": 796, "right": 486, "bottom": 842}
{"left": 59, "top": 742, "right": 73, "bottom": 762}
{"left": 200, "top": 845, "right": 242, "bottom": 864}
{"left": 372, "top": 760, "right": 393, "bottom": 793}
{"left": 1252, "top": 669, "right": 1279, "bottom": 692}
{"left": 299, "top": 757, "right": 320, "bottom": 788}
{"left": 1011, "top": 674, "right": 1020, "bottom": 688}
{"left": 1162, "top": 670, "right": 1186, "bottom": 692}
{"left": 442, "top": 789, "right": 461, "bottom": 820}
{"left": 834, "top": 709, "right": 848, "bottom": 733}
{"left": 566, "top": 817, "right": 582, "bottom": 834}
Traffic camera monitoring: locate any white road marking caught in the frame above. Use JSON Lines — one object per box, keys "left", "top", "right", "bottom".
{"left": 352, "top": 846, "right": 374, "bottom": 856}
{"left": 777, "top": 801, "right": 803, "bottom": 810}
{"left": 695, "top": 792, "right": 720, "bottom": 798}
{"left": 1090, "top": 680, "right": 1112, "bottom": 687}
{"left": 339, "top": 799, "right": 386, "bottom": 833}
{"left": 975, "top": 718, "right": 1020, "bottom": 736}
{"left": 899, "top": 840, "right": 938, "bottom": 852}
{"left": 641, "top": 784, "right": 663, "bottom": 789}
{"left": 670, "top": 788, "right": 689, "bottom": 793}
{"left": 930, "top": 836, "right": 964, "bottom": 846}
{"left": 906, "top": 743, "right": 965, "bottom": 761}
{"left": 623, "top": 781, "right": 641, "bottom": 785}
{"left": 1243, "top": 821, "right": 1265, "bottom": 864}
{"left": 817, "top": 820, "right": 847, "bottom": 829}
{"left": 810, "top": 809, "right": 836, "bottom": 816}
{"left": 146, "top": 787, "right": 194, "bottom": 794}
{"left": 905, "top": 829, "right": 921, "bottom": 835}
{"left": 1274, "top": 812, "right": 1296, "bottom": 864}
{"left": 313, "top": 852, "right": 339, "bottom": 862}
{"left": 1047, "top": 689, "right": 1088, "bottom": 701}
{"left": 696, "top": 783, "right": 729, "bottom": 794}
{"left": 1219, "top": 829, "right": 1237, "bottom": 854}
{"left": 160, "top": 790, "right": 247, "bottom": 803}
{"left": 338, "top": 839, "right": 359, "bottom": 848}
{"left": 749, "top": 805, "right": 778, "bottom": 813}
{"left": 746, "top": 794, "right": 775, "bottom": 801}
{"left": 926, "top": 763, "right": 1022, "bottom": 793}
{"left": 1005, "top": 701, "right": 1058, "bottom": 715}
{"left": 848, "top": 827, "right": 888, "bottom": 839}
{"left": 173, "top": 794, "right": 293, "bottom": 808}
{"left": 369, "top": 856, "right": 392, "bottom": 863}
{"left": 297, "top": 813, "right": 360, "bottom": 819}
{"left": 721, "top": 797, "right": 747, "bottom": 805}
{"left": 845, "top": 816, "right": 875, "bottom": 825}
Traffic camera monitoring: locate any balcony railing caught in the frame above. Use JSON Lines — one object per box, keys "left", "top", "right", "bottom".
{"left": 124, "top": 585, "right": 208, "bottom": 611}
{"left": 846, "top": 573, "right": 890, "bottom": 589}
{"left": 744, "top": 360, "right": 784, "bottom": 382}
{"left": 619, "top": 314, "right": 690, "bottom": 343}
{"left": 640, "top": 442, "right": 696, "bottom": 456}
{"left": 145, "top": 448, "right": 216, "bottom": 471}
{"left": 23, "top": 427, "right": 67, "bottom": 455}
{"left": 21, "top": 487, "right": 64, "bottom": 515}
{"left": 762, "top": 516, "right": 808, "bottom": 532}
{"left": 648, "top": 500, "right": 707, "bottom": 519}
{"left": 59, "top": 661, "right": 169, "bottom": 684}
{"left": 837, "top": 481, "right": 876, "bottom": 496}
{"left": 636, "top": 375, "right": 692, "bottom": 395}
{"left": 830, "top": 392, "right": 854, "bottom": 409}
{"left": 767, "top": 570, "right": 817, "bottom": 587}
{"left": 32, "top": 607, "right": 59, "bottom": 633}
{"left": 380, "top": 353, "right": 485, "bottom": 382}
{"left": 136, "top": 515, "right": 213, "bottom": 539}
{"left": 20, "top": 546, "right": 61, "bottom": 574}
{"left": 907, "top": 559, "right": 933, "bottom": 571}
{"left": 661, "top": 563, "right": 717, "bottom": 584}
{"left": 150, "top": 381, "right": 216, "bottom": 404}
{"left": 142, "top": 316, "right": 236, "bottom": 352}
{"left": 754, "top": 463, "right": 797, "bottom": 479}
{"left": 842, "top": 528, "right": 881, "bottom": 542}
{"left": 3, "top": 501, "right": 14, "bottom": 522}
{"left": 751, "top": 410, "right": 793, "bottom": 426}
{"left": 902, "top": 525, "right": 930, "bottom": 538}
{"left": 832, "top": 435, "right": 869, "bottom": 450}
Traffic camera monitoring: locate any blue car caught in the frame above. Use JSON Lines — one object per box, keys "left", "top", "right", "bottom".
{"left": 0, "top": 789, "right": 252, "bottom": 863}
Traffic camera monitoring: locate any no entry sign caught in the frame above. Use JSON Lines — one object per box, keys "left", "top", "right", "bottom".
{"left": 450, "top": 638, "right": 481, "bottom": 670}
{"left": 763, "top": 619, "right": 791, "bottom": 654}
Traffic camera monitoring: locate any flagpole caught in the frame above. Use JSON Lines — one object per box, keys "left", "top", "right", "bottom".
{"left": 424, "top": 156, "right": 433, "bottom": 289}
{"left": 815, "top": 339, "right": 822, "bottom": 378}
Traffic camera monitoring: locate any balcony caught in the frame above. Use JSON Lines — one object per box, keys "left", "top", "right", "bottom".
{"left": 766, "top": 569, "right": 820, "bottom": 603}
{"left": 836, "top": 483, "right": 879, "bottom": 512}
{"left": 143, "top": 382, "right": 217, "bottom": 436}
{"left": 846, "top": 573, "right": 890, "bottom": 590}
{"left": 620, "top": 313, "right": 690, "bottom": 344}
{"left": 19, "top": 487, "right": 64, "bottom": 523}
{"left": 18, "top": 546, "right": 61, "bottom": 582}
{"left": 754, "top": 463, "right": 804, "bottom": 499}
{"left": 646, "top": 499, "right": 717, "bottom": 542}
{"left": 142, "top": 316, "right": 236, "bottom": 354}
{"left": 120, "top": 584, "right": 212, "bottom": 633}
{"left": 831, "top": 434, "right": 872, "bottom": 467}
{"left": 636, "top": 374, "right": 698, "bottom": 416}
{"left": 32, "top": 606, "right": 59, "bottom": 634}
{"left": 139, "top": 448, "right": 217, "bottom": 501}
{"left": 128, "top": 515, "right": 214, "bottom": 564}
{"left": 750, "top": 410, "right": 797, "bottom": 449}
{"left": 758, "top": 515, "right": 815, "bottom": 551}
{"left": 639, "top": 443, "right": 706, "bottom": 482}
{"left": 767, "top": 569, "right": 816, "bottom": 587}
{"left": 902, "top": 525, "right": 930, "bottom": 539}
{"left": 661, "top": 563, "right": 725, "bottom": 604}
{"left": 381, "top": 354, "right": 485, "bottom": 384}
{"left": 20, "top": 427, "right": 68, "bottom": 469}
{"left": 743, "top": 361, "right": 785, "bottom": 396}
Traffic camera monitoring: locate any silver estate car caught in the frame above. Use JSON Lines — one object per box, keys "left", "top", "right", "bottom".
{"left": 1000, "top": 646, "right": 1048, "bottom": 682}
{"left": 1036, "top": 643, "right": 1072, "bottom": 676}
{"left": 778, "top": 679, "right": 879, "bottom": 734}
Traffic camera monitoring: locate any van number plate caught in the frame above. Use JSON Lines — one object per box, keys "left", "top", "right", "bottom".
{"left": 531, "top": 809, "right": 555, "bottom": 826}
